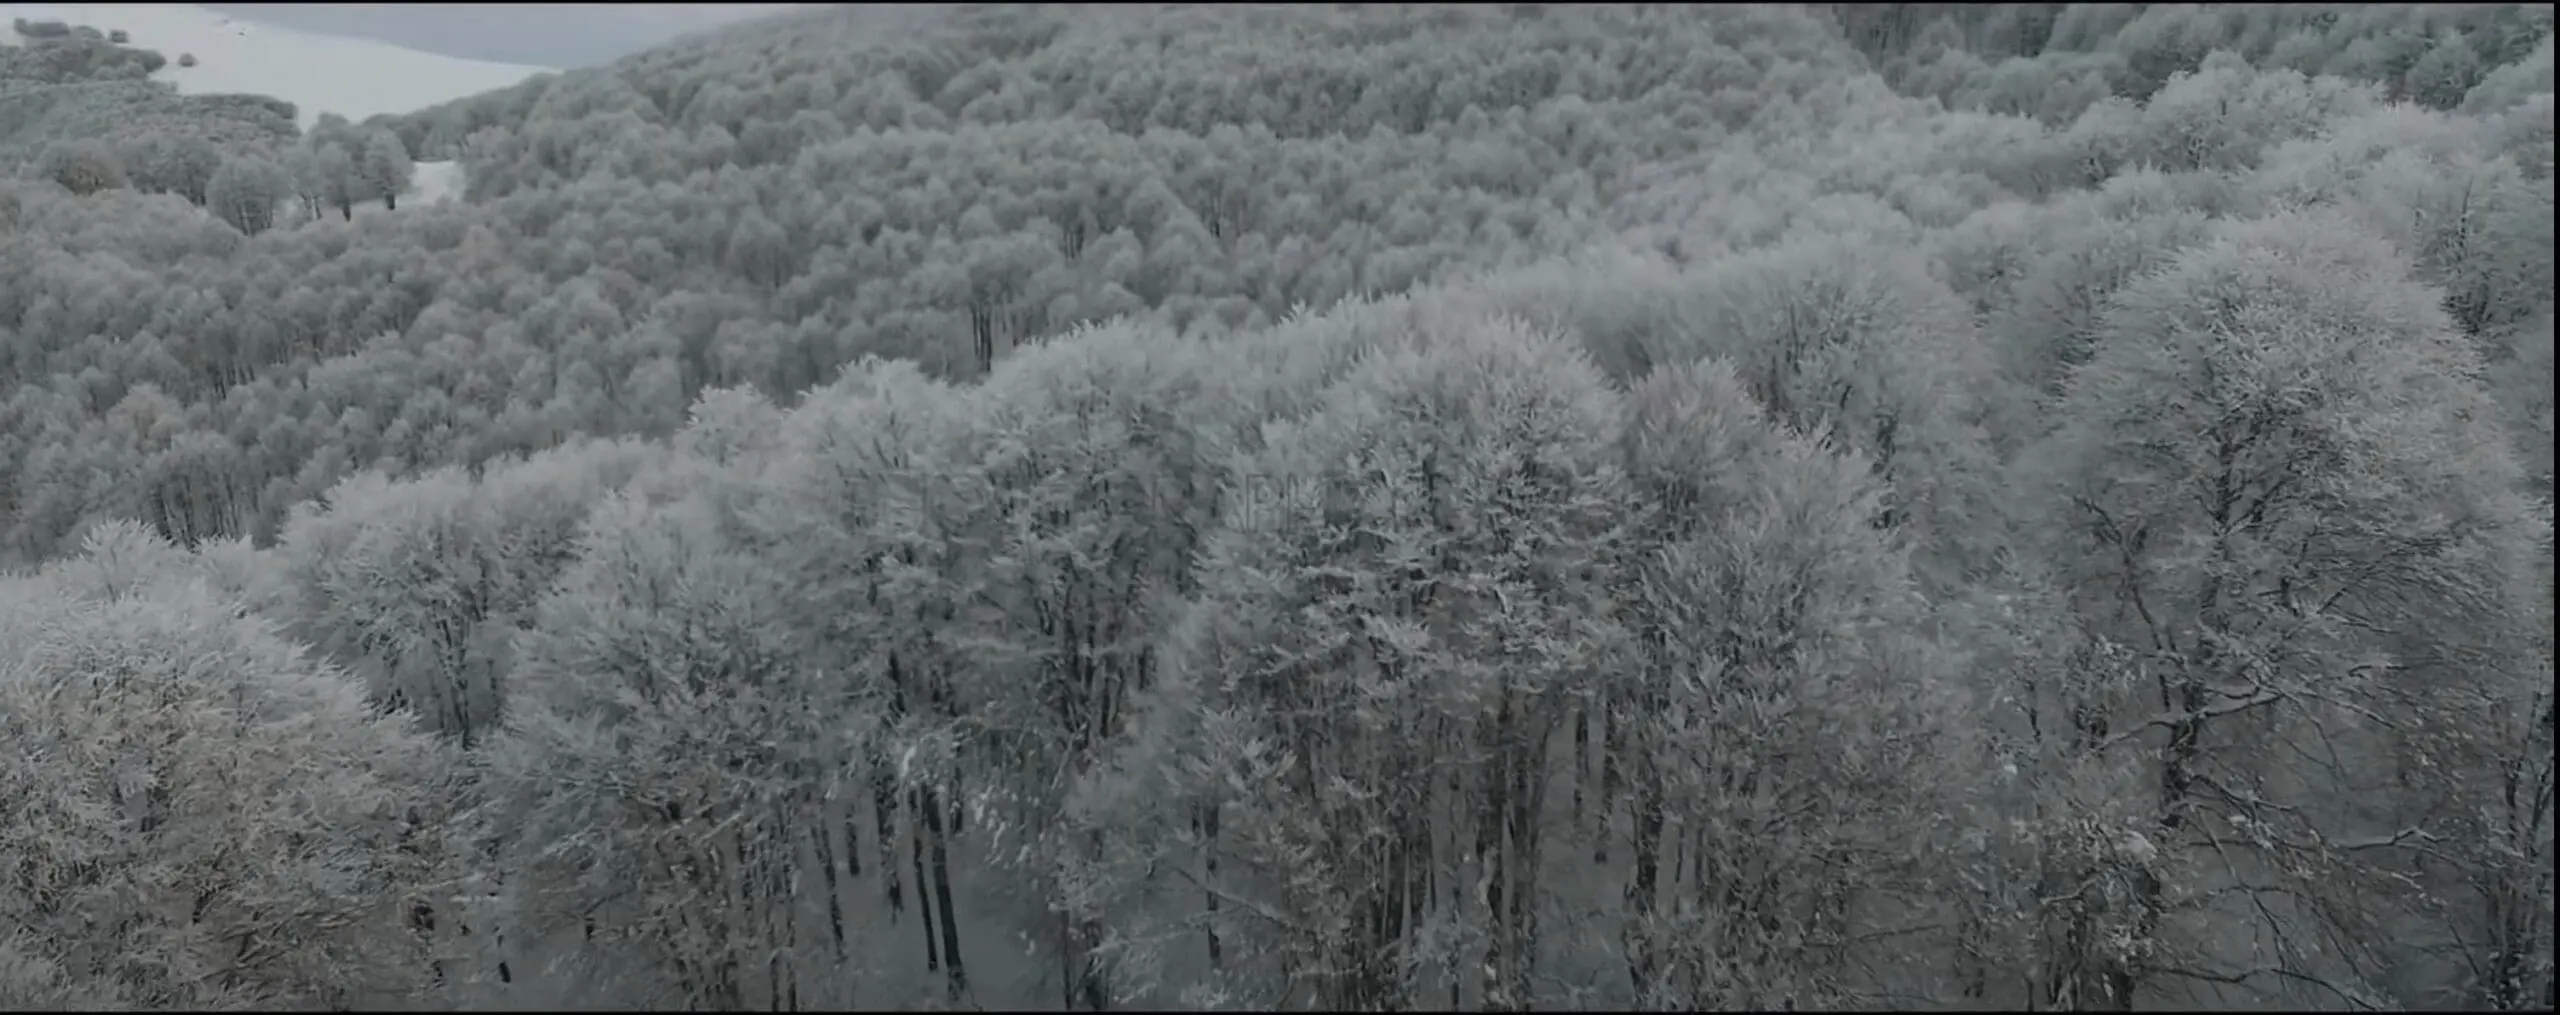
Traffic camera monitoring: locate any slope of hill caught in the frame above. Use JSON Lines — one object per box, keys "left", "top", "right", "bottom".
{"left": 205, "top": 2, "right": 806, "bottom": 69}
{"left": 0, "top": 4, "right": 2551, "bottom": 1012}
{"left": 4, "top": 3, "right": 551, "bottom": 129}
{"left": 3, "top": 3, "right": 547, "bottom": 212}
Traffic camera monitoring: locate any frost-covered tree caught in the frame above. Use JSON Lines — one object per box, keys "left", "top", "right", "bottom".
{"left": 1992, "top": 177, "right": 2218, "bottom": 400}
{"left": 2494, "top": 312, "right": 2556, "bottom": 499}
{"left": 275, "top": 439, "right": 662, "bottom": 747}
{"left": 2018, "top": 210, "right": 2550, "bottom": 1008}
{"left": 300, "top": 140, "right": 367, "bottom": 221}
{"left": 119, "top": 133, "right": 223, "bottom": 205}
{"left": 725, "top": 207, "right": 791, "bottom": 291}
{"left": 479, "top": 489, "right": 845, "bottom": 1010}
{"left": 1658, "top": 231, "right": 2012, "bottom": 583}
{"left": 279, "top": 468, "right": 507, "bottom": 744}
{"left": 1607, "top": 358, "right": 1964, "bottom": 1009}
{"left": 363, "top": 127, "right": 416, "bottom": 210}
{"left": 729, "top": 359, "right": 990, "bottom": 1005}
{"left": 279, "top": 144, "right": 332, "bottom": 221}
{"left": 944, "top": 323, "right": 1239, "bottom": 1011}
{"left": 205, "top": 153, "right": 289, "bottom": 235}
{"left": 0, "top": 5, "right": 2555, "bottom": 1011}
{"left": 0, "top": 521, "right": 465, "bottom": 1011}
{"left": 35, "top": 139, "right": 128, "bottom": 195}
{"left": 1098, "top": 307, "right": 1627, "bottom": 1010}
{"left": 2251, "top": 103, "right": 2558, "bottom": 342}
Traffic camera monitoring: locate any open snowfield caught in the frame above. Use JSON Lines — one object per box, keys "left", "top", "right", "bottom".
{"left": 4, "top": 3, "right": 552, "bottom": 206}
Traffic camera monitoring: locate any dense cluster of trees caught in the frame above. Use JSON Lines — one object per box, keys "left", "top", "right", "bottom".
{"left": 1836, "top": 4, "right": 2555, "bottom": 116}
{"left": 4, "top": 22, "right": 166, "bottom": 81}
{"left": 4, "top": 25, "right": 413, "bottom": 232}
{"left": 2, "top": 22, "right": 295, "bottom": 172}
{"left": 2, "top": 3, "right": 2552, "bottom": 1011}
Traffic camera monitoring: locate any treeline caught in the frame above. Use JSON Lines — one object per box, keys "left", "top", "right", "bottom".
{"left": 1836, "top": 3, "right": 2555, "bottom": 118}
{"left": 0, "top": 4, "right": 1868, "bottom": 565}
{"left": 8, "top": 4, "right": 2547, "bottom": 573}
{"left": 2, "top": 19, "right": 430, "bottom": 260}
{"left": 1, "top": 23, "right": 293, "bottom": 167}
{"left": 7, "top": 219, "right": 2549, "bottom": 1008}
{"left": 1, "top": 3, "right": 2553, "bottom": 1011}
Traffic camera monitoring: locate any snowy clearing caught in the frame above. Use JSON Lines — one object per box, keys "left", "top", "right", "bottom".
{"left": 411, "top": 158, "right": 465, "bottom": 206}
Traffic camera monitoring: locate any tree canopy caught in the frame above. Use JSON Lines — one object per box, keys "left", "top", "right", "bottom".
{"left": 2, "top": 3, "right": 2552, "bottom": 1011}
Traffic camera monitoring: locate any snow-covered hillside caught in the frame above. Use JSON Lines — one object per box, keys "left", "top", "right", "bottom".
{"left": 5, "top": 3, "right": 551, "bottom": 207}
{"left": 4, "top": 3, "right": 552, "bottom": 129}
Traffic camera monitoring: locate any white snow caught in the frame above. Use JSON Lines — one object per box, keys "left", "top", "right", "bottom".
{"left": 6, "top": 4, "right": 554, "bottom": 210}
{"left": 411, "top": 158, "right": 465, "bottom": 206}
{"left": 2, "top": 3, "right": 552, "bottom": 131}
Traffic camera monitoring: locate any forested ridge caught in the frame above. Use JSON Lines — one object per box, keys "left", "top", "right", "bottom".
{"left": 0, "top": 3, "right": 2552, "bottom": 1011}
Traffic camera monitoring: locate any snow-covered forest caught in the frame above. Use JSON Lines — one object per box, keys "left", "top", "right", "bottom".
{"left": 1, "top": 3, "right": 2553, "bottom": 1010}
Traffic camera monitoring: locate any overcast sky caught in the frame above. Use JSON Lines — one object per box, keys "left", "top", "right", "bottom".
{"left": 204, "top": 3, "right": 804, "bottom": 68}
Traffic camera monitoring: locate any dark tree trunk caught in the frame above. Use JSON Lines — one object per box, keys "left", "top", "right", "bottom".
{"left": 912, "top": 789, "right": 938, "bottom": 972}
{"left": 1626, "top": 752, "right": 1664, "bottom": 1000}
{"left": 919, "top": 784, "right": 969, "bottom": 1002}
{"left": 1200, "top": 803, "right": 1222, "bottom": 970}
{"left": 811, "top": 823, "right": 846, "bottom": 962}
